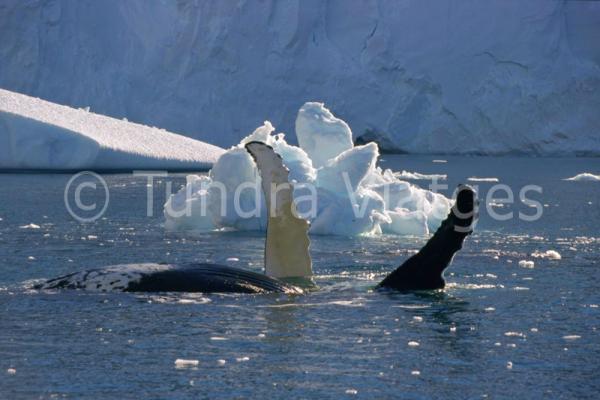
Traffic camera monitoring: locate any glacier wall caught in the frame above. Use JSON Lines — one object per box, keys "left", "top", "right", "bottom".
{"left": 1, "top": 0, "right": 599, "bottom": 155}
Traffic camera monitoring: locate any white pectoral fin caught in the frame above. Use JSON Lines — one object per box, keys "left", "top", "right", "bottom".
{"left": 245, "top": 141, "right": 313, "bottom": 278}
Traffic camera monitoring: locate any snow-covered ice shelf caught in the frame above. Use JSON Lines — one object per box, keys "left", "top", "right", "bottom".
{"left": 0, "top": 88, "right": 224, "bottom": 171}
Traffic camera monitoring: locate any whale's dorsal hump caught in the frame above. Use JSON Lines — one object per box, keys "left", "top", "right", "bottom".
{"left": 245, "top": 141, "right": 313, "bottom": 278}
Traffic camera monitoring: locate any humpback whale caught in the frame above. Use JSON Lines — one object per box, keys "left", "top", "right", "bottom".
{"left": 35, "top": 142, "right": 477, "bottom": 294}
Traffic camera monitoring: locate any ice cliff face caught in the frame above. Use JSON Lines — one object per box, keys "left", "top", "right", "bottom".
{"left": 1, "top": 0, "right": 598, "bottom": 155}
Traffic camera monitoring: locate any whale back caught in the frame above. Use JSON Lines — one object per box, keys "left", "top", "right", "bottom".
{"left": 35, "top": 263, "right": 302, "bottom": 294}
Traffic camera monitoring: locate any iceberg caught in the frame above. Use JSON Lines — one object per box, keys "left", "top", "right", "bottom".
{"left": 0, "top": 88, "right": 224, "bottom": 170}
{"left": 165, "top": 103, "right": 451, "bottom": 236}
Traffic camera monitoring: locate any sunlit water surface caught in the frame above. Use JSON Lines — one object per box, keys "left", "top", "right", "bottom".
{"left": 1, "top": 156, "right": 599, "bottom": 399}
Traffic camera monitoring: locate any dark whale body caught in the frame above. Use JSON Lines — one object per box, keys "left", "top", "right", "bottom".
{"left": 35, "top": 263, "right": 302, "bottom": 294}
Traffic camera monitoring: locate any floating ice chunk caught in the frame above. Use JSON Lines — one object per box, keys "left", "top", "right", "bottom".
{"left": 562, "top": 335, "right": 581, "bottom": 340}
{"left": 531, "top": 250, "right": 562, "bottom": 260}
{"left": 6, "top": 368, "right": 16, "bottom": 375}
{"left": 407, "top": 341, "right": 420, "bottom": 347}
{"left": 564, "top": 173, "right": 600, "bottom": 182}
{"left": 174, "top": 359, "right": 199, "bottom": 368}
{"left": 395, "top": 171, "right": 447, "bottom": 181}
{"left": 20, "top": 223, "right": 41, "bottom": 229}
{"left": 518, "top": 260, "right": 535, "bottom": 268}
{"left": 504, "top": 331, "right": 526, "bottom": 338}
{"left": 468, "top": 177, "right": 499, "bottom": 182}
{"left": 295, "top": 102, "right": 353, "bottom": 168}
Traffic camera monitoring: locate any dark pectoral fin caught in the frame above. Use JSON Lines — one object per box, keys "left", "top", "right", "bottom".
{"left": 377, "top": 184, "right": 477, "bottom": 291}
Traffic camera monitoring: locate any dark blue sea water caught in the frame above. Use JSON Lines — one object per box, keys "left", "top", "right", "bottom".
{"left": 1, "top": 156, "right": 599, "bottom": 399}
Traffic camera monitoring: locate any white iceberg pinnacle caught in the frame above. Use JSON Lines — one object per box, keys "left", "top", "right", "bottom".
{"left": 164, "top": 103, "right": 451, "bottom": 236}
{"left": 0, "top": 88, "right": 224, "bottom": 170}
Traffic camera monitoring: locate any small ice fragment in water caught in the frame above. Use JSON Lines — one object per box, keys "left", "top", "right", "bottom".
{"left": 413, "top": 316, "right": 423, "bottom": 322}
{"left": 506, "top": 361, "right": 513, "bottom": 369}
{"left": 467, "top": 177, "right": 499, "bottom": 182}
{"left": 210, "top": 336, "right": 228, "bottom": 341}
{"left": 564, "top": 173, "right": 600, "bottom": 181}
{"left": 87, "top": 235, "right": 98, "bottom": 240}
{"left": 432, "top": 159, "right": 447, "bottom": 163}
{"left": 27, "top": 256, "right": 36, "bottom": 261}
{"left": 504, "top": 332, "right": 526, "bottom": 338}
{"left": 530, "top": 328, "right": 539, "bottom": 332}
{"left": 7, "top": 368, "right": 16, "bottom": 375}
{"left": 450, "top": 326, "right": 457, "bottom": 332}
{"left": 20, "top": 223, "right": 41, "bottom": 229}
{"left": 217, "top": 359, "right": 227, "bottom": 366}
{"left": 531, "top": 250, "right": 561, "bottom": 260}
{"left": 563, "top": 335, "right": 581, "bottom": 340}
{"left": 174, "top": 359, "right": 199, "bottom": 368}
{"left": 236, "top": 357, "right": 250, "bottom": 362}
{"left": 395, "top": 171, "right": 447, "bottom": 181}
{"left": 345, "top": 389, "right": 358, "bottom": 395}
{"left": 485, "top": 307, "right": 495, "bottom": 312}
{"left": 518, "top": 260, "right": 535, "bottom": 269}
{"left": 408, "top": 341, "right": 420, "bottom": 347}
{"left": 411, "top": 370, "right": 421, "bottom": 376}
{"left": 226, "top": 257, "right": 239, "bottom": 262}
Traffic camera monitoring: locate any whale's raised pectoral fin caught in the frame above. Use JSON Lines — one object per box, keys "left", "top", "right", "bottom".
{"left": 245, "top": 141, "right": 313, "bottom": 279}
{"left": 377, "top": 185, "right": 478, "bottom": 291}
